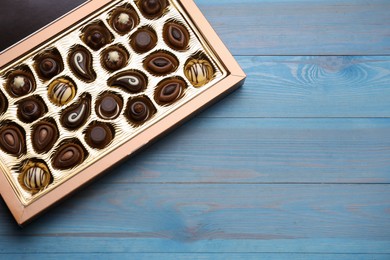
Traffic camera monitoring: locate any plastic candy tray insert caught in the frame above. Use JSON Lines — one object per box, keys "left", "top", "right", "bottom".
{"left": 0, "top": 0, "right": 245, "bottom": 225}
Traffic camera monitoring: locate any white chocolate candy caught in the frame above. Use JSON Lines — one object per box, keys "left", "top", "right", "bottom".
{"left": 184, "top": 59, "right": 214, "bottom": 87}
{"left": 48, "top": 78, "right": 76, "bottom": 106}
{"left": 23, "top": 166, "right": 51, "bottom": 191}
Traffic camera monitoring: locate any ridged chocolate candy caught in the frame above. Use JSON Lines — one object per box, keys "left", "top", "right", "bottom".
{"left": 164, "top": 22, "right": 189, "bottom": 50}
{"left": 82, "top": 24, "right": 112, "bottom": 51}
{"left": 144, "top": 52, "right": 178, "bottom": 75}
{"left": 22, "top": 162, "right": 52, "bottom": 191}
{"left": 17, "top": 97, "right": 47, "bottom": 123}
{"left": 96, "top": 93, "right": 123, "bottom": 120}
{"left": 130, "top": 28, "right": 157, "bottom": 53}
{"left": 52, "top": 142, "right": 85, "bottom": 170}
{"left": 69, "top": 46, "right": 96, "bottom": 82}
{"left": 126, "top": 96, "right": 155, "bottom": 123}
{"left": 101, "top": 46, "right": 128, "bottom": 71}
{"left": 32, "top": 121, "right": 58, "bottom": 153}
{"left": 155, "top": 78, "right": 186, "bottom": 104}
{"left": 85, "top": 122, "right": 113, "bottom": 149}
{"left": 48, "top": 78, "right": 76, "bottom": 106}
{"left": 0, "top": 124, "right": 26, "bottom": 157}
{"left": 6, "top": 71, "right": 35, "bottom": 98}
{"left": 110, "top": 7, "right": 138, "bottom": 34}
{"left": 61, "top": 94, "right": 91, "bottom": 130}
{"left": 108, "top": 70, "right": 147, "bottom": 93}
{"left": 184, "top": 59, "right": 214, "bottom": 87}
{"left": 139, "top": 0, "right": 167, "bottom": 19}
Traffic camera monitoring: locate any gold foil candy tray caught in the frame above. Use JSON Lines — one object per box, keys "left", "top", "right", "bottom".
{"left": 0, "top": 0, "right": 245, "bottom": 225}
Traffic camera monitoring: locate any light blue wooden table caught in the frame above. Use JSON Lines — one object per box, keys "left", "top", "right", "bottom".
{"left": 1, "top": 0, "right": 390, "bottom": 259}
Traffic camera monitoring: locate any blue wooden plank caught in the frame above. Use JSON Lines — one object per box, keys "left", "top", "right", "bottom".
{"left": 200, "top": 56, "right": 390, "bottom": 118}
{"left": 0, "top": 184, "right": 389, "bottom": 253}
{"left": 195, "top": 0, "right": 390, "bottom": 55}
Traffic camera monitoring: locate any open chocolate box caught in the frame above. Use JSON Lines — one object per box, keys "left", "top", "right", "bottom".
{"left": 0, "top": 0, "right": 245, "bottom": 225}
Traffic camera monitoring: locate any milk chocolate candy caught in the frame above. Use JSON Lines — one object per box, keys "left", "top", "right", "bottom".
{"left": 85, "top": 122, "right": 114, "bottom": 149}
{"left": 82, "top": 24, "right": 112, "bottom": 51}
{"left": 164, "top": 22, "right": 190, "bottom": 50}
{"left": 139, "top": 0, "right": 168, "bottom": 19}
{"left": 144, "top": 51, "right": 179, "bottom": 75}
{"left": 17, "top": 96, "right": 47, "bottom": 123}
{"left": 101, "top": 46, "right": 129, "bottom": 72}
{"left": 0, "top": 124, "right": 26, "bottom": 157}
{"left": 109, "top": 7, "right": 139, "bottom": 34}
{"left": 6, "top": 71, "right": 35, "bottom": 98}
{"left": 155, "top": 77, "right": 186, "bottom": 105}
{"left": 96, "top": 92, "right": 123, "bottom": 120}
{"left": 32, "top": 121, "right": 59, "bottom": 154}
{"left": 0, "top": 90, "right": 8, "bottom": 115}
{"left": 130, "top": 27, "right": 157, "bottom": 53}
{"left": 35, "top": 52, "right": 63, "bottom": 80}
{"left": 52, "top": 142, "right": 85, "bottom": 170}
{"left": 125, "top": 96, "right": 156, "bottom": 124}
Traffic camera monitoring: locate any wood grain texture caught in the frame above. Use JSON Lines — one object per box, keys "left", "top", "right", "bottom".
{"left": 202, "top": 56, "right": 390, "bottom": 118}
{"left": 195, "top": 0, "right": 390, "bottom": 55}
{"left": 0, "top": 184, "right": 389, "bottom": 254}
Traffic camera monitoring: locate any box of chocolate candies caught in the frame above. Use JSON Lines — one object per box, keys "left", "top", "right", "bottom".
{"left": 0, "top": 0, "right": 245, "bottom": 225}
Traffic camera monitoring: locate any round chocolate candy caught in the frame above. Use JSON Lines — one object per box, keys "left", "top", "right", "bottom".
{"left": 52, "top": 142, "right": 85, "bottom": 170}
{"left": 32, "top": 121, "right": 59, "bottom": 154}
{"left": 130, "top": 27, "right": 157, "bottom": 53}
{"left": 110, "top": 7, "right": 138, "bottom": 34}
{"left": 37, "top": 54, "right": 63, "bottom": 79}
{"left": 0, "top": 124, "right": 26, "bottom": 157}
{"left": 184, "top": 59, "right": 214, "bottom": 87}
{"left": 101, "top": 46, "right": 128, "bottom": 71}
{"left": 0, "top": 90, "right": 8, "bottom": 115}
{"left": 6, "top": 71, "right": 35, "bottom": 98}
{"left": 108, "top": 70, "right": 147, "bottom": 93}
{"left": 155, "top": 78, "right": 186, "bottom": 104}
{"left": 144, "top": 52, "right": 178, "bottom": 75}
{"left": 163, "top": 22, "right": 190, "bottom": 50}
{"left": 61, "top": 94, "right": 91, "bottom": 130}
{"left": 126, "top": 96, "right": 156, "bottom": 123}
{"left": 48, "top": 78, "right": 76, "bottom": 106}
{"left": 96, "top": 93, "right": 123, "bottom": 120}
{"left": 69, "top": 46, "right": 96, "bottom": 82}
{"left": 22, "top": 162, "right": 52, "bottom": 192}
{"left": 85, "top": 122, "right": 114, "bottom": 149}
{"left": 17, "top": 97, "right": 47, "bottom": 123}
{"left": 139, "top": 0, "right": 167, "bottom": 19}
{"left": 82, "top": 24, "right": 112, "bottom": 51}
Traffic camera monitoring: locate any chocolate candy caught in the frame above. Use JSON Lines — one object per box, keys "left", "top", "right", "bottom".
{"left": 61, "top": 94, "right": 91, "bottom": 130}
{"left": 52, "top": 142, "right": 85, "bottom": 170}
{"left": 110, "top": 7, "right": 138, "bottom": 34}
{"left": 36, "top": 54, "right": 63, "bottom": 80}
{"left": 139, "top": 0, "right": 167, "bottom": 19}
{"left": 17, "top": 96, "right": 47, "bottom": 123}
{"left": 130, "top": 27, "right": 157, "bottom": 53}
{"left": 6, "top": 71, "right": 35, "bottom": 98}
{"left": 48, "top": 78, "right": 76, "bottom": 106}
{"left": 108, "top": 70, "right": 147, "bottom": 93}
{"left": 0, "top": 90, "right": 8, "bottom": 115}
{"left": 0, "top": 124, "right": 26, "bottom": 157}
{"left": 96, "top": 92, "right": 123, "bottom": 120}
{"left": 22, "top": 162, "right": 52, "bottom": 191}
{"left": 155, "top": 78, "right": 186, "bottom": 104}
{"left": 69, "top": 46, "right": 96, "bottom": 82}
{"left": 164, "top": 22, "right": 190, "bottom": 50}
{"left": 184, "top": 59, "right": 214, "bottom": 87}
{"left": 144, "top": 52, "right": 178, "bottom": 75}
{"left": 126, "top": 96, "right": 156, "bottom": 123}
{"left": 32, "top": 121, "right": 59, "bottom": 154}
{"left": 101, "top": 46, "right": 129, "bottom": 71}
{"left": 85, "top": 122, "right": 114, "bottom": 149}
{"left": 82, "top": 24, "right": 112, "bottom": 51}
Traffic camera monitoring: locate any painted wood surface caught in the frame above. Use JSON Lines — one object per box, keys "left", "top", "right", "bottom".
{"left": 1, "top": 0, "right": 390, "bottom": 259}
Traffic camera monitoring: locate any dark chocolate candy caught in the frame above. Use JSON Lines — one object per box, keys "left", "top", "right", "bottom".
{"left": 101, "top": 46, "right": 128, "bottom": 71}
{"left": 6, "top": 71, "right": 35, "bottom": 98}
{"left": 17, "top": 97, "right": 47, "bottom": 123}
{"left": 155, "top": 78, "right": 186, "bottom": 104}
{"left": 0, "top": 124, "right": 26, "bottom": 157}
{"left": 37, "top": 54, "right": 63, "bottom": 79}
{"left": 110, "top": 7, "right": 138, "bottom": 34}
{"left": 0, "top": 90, "right": 8, "bottom": 115}
{"left": 69, "top": 46, "right": 96, "bottom": 82}
{"left": 96, "top": 93, "right": 123, "bottom": 120}
{"left": 139, "top": 0, "right": 167, "bottom": 19}
{"left": 85, "top": 122, "right": 113, "bottom": 149}
{"left": 108, "top": 70, "right": 147, "bottom": 93}
{"left": 61, "top": 94, "right": 91, "bottom": 130}
{"left": 22, "top": 162, "right": 52, "bottom": 191}
{"left": 130, "top": 28, "right": 157, "bottom": 53}
{"left": 164, "top": 22, "right": 190, "bottom": 50}
{"left": 144, "top": 52, "right": 178, "bottom": 75}
{"left": 126, "top": 96, "right": 156, "bottom": 123}
{"left": 52, "top": 142, "right": 85, "bottom": 170}
{"left": 32, "top": 121, "right": 59, "bottom": 154}
{"left": 48, "top": 78, "right": 76, "bottom": 106}
{"left": 83, "top": 24, "right": 112, "bottom": 51}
